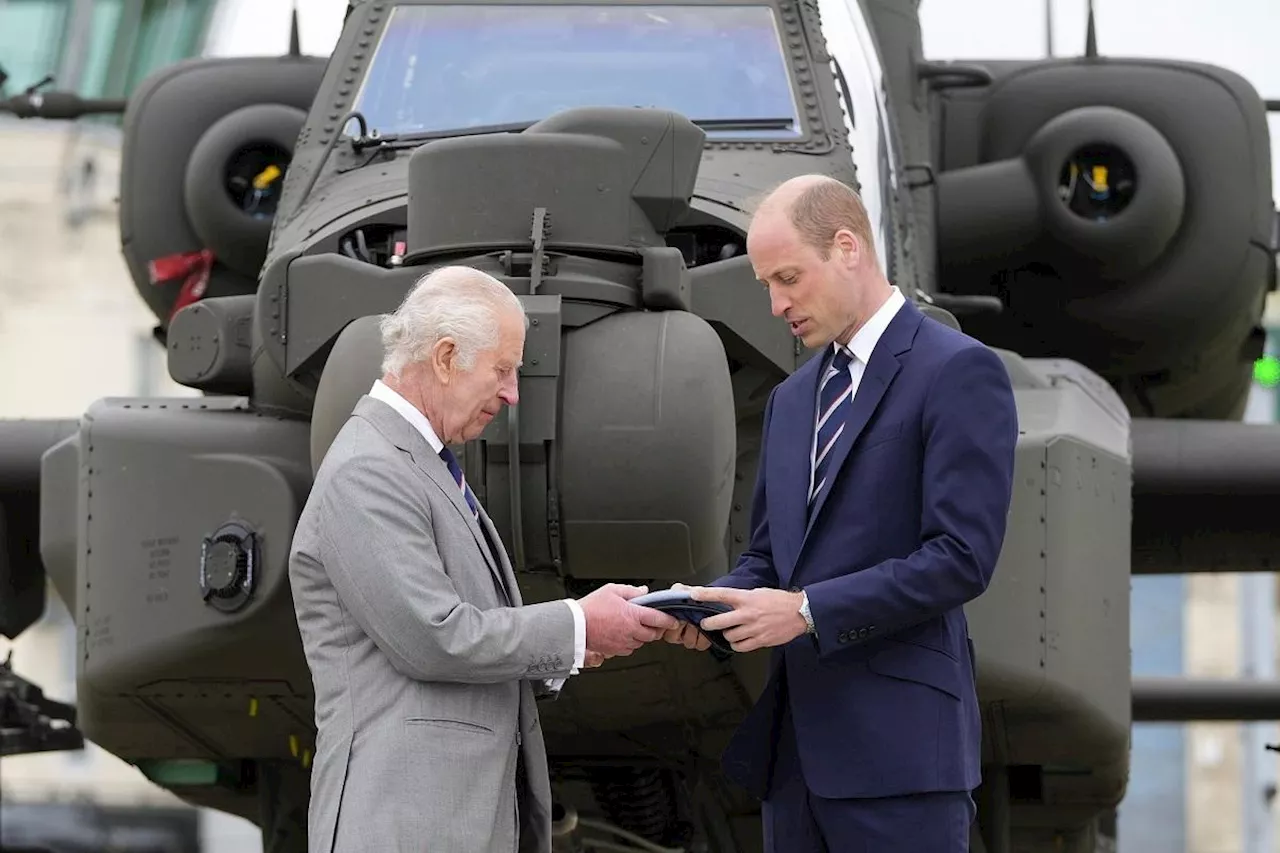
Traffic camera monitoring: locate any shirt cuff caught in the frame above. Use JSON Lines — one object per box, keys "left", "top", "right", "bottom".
{"left": 563, "top": 598, "right": 586, "bottom": 675}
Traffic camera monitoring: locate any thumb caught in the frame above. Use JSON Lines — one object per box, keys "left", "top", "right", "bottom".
{"left": 612, "top": 585, "right": 649, "bottom": 600}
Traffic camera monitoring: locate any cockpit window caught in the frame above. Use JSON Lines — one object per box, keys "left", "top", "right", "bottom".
{"left": 352, "top": 4, "right": 803, "bottom": 140}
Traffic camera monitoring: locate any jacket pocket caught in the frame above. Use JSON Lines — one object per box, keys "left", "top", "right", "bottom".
{"left": 866, "top": 639, "right": 965, "bottom": 700}
{"left": 857, "top": 421, "right": 903, "bottom": 452}
{"left": 405, "top": 717, "right": 494, "bottom": 735}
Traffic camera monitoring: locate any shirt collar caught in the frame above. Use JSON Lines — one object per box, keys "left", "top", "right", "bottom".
{"left": 369, "top": 379, "right": 444, "bottom": 453}
{"left": 834, "top": 285, "right": 905, "bottom": 366}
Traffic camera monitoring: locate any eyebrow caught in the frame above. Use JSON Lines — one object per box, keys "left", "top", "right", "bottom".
{"left": 761, "top": 266, "right": 799, "bottom": 283}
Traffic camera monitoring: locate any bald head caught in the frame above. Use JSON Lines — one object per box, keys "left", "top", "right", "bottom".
{"left": 745, "top": 175, "right": 891, "bottom": 350}
{"left": 752, "top": 174, "right": 878, "bottom": 266}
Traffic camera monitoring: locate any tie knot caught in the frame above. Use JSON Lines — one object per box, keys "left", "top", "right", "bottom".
{"left": 831, "top": 346, "right": 853, "bottom": 372}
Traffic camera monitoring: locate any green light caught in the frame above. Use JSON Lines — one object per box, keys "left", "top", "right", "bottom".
{"left": 136, "top": 758, "right": 219, "bottom": 786}
{"left": 1255, "top": 355, "right": 1280, "bottom": 388}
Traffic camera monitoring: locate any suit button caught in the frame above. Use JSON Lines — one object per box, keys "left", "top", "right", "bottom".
{"left": 858, "top": 628, "right": 869, "bottom": 639}
{"left": 838, "top": 631, "right": 849, "bottom": 643}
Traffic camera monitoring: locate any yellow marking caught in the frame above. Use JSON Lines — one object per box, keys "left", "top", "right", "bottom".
{"left": 289, "top": 734, "right": 299, "bottom": 757}
{"left": 302, "top": 748, "right": 312, "bottom": 769}
{"left": 1091, "top": 164, "right": 1109, "bottom": 191}
{"left": 252, "top": 164, "right": 282, "bottom": 190}
{"left": 248, "top": 697, "right": 258, "bottom": 717}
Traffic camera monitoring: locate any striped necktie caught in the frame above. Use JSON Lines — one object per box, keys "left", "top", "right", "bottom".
{"left": 438, "top": 446, "right": 479, "bottom": 519}
{"left": 810, "top": 346, "right": 854, "bottom": 508}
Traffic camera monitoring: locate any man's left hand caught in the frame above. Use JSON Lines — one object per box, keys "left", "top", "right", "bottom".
{"left": 688, "top": 587, "right": 807, "bottom": 653}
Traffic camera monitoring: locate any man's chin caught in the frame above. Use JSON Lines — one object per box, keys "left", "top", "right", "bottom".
{"left": 460, "top": 414, "right": 497, "bottom": 442}
{"left": 799, "top": 331, "right": 832, "bottom": 350}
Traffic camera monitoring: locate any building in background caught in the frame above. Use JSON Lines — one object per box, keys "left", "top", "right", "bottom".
{"left": 0, "top": 3, "right": 260, "bottom": 850}
{"left": 0, "top": 0, "right": 215, "bottom": 107}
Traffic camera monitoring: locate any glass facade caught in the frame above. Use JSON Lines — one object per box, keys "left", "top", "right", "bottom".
{"left": 0, "top": 0, "right": 69, "bottom": 95}
{"left": 0, "top": 0, "right": 214, "bottom": 107}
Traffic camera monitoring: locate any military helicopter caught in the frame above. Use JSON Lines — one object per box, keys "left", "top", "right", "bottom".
{"left": 2, "top": 1, "right": 1278, "bottom": 851}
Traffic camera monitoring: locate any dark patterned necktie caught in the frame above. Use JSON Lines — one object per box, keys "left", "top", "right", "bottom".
{"left": 810, "top": 347, "right": 854, "bottom": 508}
{"left": 438, "top": 446, "right": 479, "bottom": 519}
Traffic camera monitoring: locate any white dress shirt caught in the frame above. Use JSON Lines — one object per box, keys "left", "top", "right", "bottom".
{"left": 809, "top": 286, "right": 906, "bottom": 496}
{"left": 368, "top": 380, "right": 587, "bottom": 684}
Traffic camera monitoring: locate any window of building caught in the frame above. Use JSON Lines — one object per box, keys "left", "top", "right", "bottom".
{"left": 0, "top": 0, "right": 70, "bottom": 96}
{"left": 0, "top": 0, "right": 213, "bottom": 108}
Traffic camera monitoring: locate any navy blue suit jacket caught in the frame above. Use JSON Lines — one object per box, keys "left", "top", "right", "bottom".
{"left": 713, "top": 299, "right": 1018, "bottom": 802}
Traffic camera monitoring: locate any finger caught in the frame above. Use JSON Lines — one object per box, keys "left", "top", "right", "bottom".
{"left": 585, "top": 651, "right": 605, "bottom": 667}
{"left": 612, "top": 585, "right": 650, "bottom": 600}
{"left": 724, "top": 625, "right": 754, "bottom": 645}
{"left": 688, "top": 586, "right": 746, "bottom": 604}
{"left": 695, "top": 634, "right": 711, "bottom": 651}
{"left": 633, "top": 606, "right": 680, "bottom": 631}
{"left": 700, "top": 609, "right": 750, "bottom": 632}
{"left": 631, "top": 627, "right": 661, "bottom": 645}
{"left": 670, "top": 582, "right": 690, "bottom": 590}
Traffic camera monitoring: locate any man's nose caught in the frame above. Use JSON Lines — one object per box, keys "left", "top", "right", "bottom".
{"left": 500, "top": 377, "right": 519, "bottom": 406}
{"left": 769, "top": 288, "right": 789, "bottom": 318}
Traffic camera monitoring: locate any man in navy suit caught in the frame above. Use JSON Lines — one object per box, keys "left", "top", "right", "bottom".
{"left": 667, "top": 174, "right": 1018, "bottom": 851}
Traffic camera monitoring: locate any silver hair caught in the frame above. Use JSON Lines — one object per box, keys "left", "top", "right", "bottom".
{"left": 378, "top": 266, "right": 526, "bottom": 377}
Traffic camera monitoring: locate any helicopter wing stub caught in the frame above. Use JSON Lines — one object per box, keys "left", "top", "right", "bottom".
{"left": 1132, "top": 418, "right": 1280, "bottom": 575}
{"left": 0, "top": 419, "right": 78, "bottom": 641}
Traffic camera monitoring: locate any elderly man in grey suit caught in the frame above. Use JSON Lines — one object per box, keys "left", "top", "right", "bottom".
{"left": 288, "top": 265, "right": 679, "bottom": 853}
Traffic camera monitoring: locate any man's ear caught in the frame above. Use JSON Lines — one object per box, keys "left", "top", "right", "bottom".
{"left": 430, "top": 337, "right": 458, "bottom": 384}
{"left": 834, "top": 229, "right": 860, "bottom": 267}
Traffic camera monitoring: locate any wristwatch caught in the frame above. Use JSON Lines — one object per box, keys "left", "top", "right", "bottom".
{"left": 798, "top": 590, "right": 816, "bottom": 635}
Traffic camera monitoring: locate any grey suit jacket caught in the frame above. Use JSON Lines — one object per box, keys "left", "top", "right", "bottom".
{"left": 288, "top": 396, "right": 577, "bottom": 853}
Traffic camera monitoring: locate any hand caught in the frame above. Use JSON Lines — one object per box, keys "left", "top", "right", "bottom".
{"left": 662, "top": 621, "right": 710, "bottom": 651}
{"left": 657, "top": 583, "right": 710, "bottom": 650}
{"left": 578, "top": 583, "right": 680, "bottom": 659}
{"left": 690, "top": 587, "right": 807, "bottom": 653}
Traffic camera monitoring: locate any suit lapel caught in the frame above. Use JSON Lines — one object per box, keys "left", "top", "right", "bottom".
{"left": 773, "top": 356, "right": 825, "bottom": 560}
{"left": 355, "top": 397, "right": 513, "bottom": 603}
{"left": 479, "top": 509, "right": 521, "bottom": 606}
{"left": 802, "top": 302, "right": 924, "bottom": 541}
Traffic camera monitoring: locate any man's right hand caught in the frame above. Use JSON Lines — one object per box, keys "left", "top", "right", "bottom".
{"left": 578, "top": 583, "right": 679, "bottom": 659}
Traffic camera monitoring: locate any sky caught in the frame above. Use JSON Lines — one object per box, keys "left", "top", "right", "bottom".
{"left": 201, "top": 0, "right": 1280, "bottom": 201}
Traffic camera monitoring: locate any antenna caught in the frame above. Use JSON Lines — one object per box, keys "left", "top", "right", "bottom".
{"left": 1084, "top": 0, "right": 1098, "bottom": 58}
{"left": 1044, "top": 0, "right": 1054, "bottom": 58}
{"left": 288, "top": 2, "right": 302, "bottom": 57}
